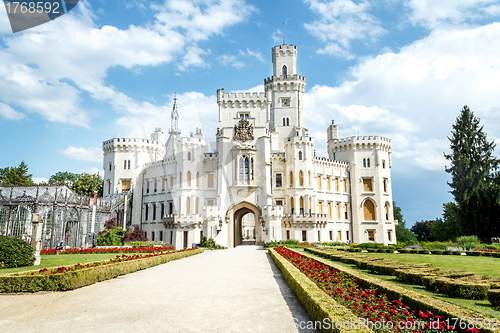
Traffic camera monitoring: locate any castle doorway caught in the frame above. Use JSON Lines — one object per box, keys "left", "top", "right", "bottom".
{"left": 226, "top": 202, "right": 260, "bottom": 248}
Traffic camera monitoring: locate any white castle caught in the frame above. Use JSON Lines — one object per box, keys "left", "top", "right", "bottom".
{"left": 102, "top": 44, "right": 397, "bottom": 249}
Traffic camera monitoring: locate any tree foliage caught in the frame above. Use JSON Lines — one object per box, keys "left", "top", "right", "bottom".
{"left": 0, "top": 161, "right": 34, "bottom": 186}
{"left": 393, "top": 201, "right": 417, "bottom": 243}
{"left": 71, "top": 173, "right": 103, "bottom": 197}
{"left": 410, "top": 220, "right": 435, "bottom": 242}
{"left": 49, "top": 171, "right": 78, "bottom": 186}
{"left": 444, "top": 106, "right": 500, "bottom": 242}
{"left": 123, "top": 225, "right": 148, "bottom": 243}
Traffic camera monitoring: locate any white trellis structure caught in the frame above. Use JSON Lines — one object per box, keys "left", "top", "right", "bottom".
{"left": 0, "top": 186, "right": 111, "bottom": 249}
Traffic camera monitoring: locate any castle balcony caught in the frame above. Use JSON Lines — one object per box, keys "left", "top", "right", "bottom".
{"left": 282, "top": 213, "right": 328, "bottom": 227}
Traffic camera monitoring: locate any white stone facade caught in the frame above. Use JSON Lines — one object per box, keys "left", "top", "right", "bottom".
{"left": 102, "top": 44, "right": 397, "bottom": 249}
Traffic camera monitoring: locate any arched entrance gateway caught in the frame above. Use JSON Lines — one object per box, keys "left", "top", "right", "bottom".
{"left": 225, "top": 201, "right": 261, "bottom": 248}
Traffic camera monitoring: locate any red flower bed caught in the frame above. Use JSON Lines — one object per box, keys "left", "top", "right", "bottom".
{"left": 31, "top": 248, "right": 194, "bottom": 276}
{"left": 40, "top": 246, "right": 175, "bottom": 255}
{"left": 473, "top": 249, "right": 500, "bottom": 252}
{"left": 274, "top": 247, "right": 483, "bottom": 333}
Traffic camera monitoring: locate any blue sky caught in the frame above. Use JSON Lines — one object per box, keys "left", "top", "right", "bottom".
{"left": 1, "top": 0, "right": 500, "bottom": 227}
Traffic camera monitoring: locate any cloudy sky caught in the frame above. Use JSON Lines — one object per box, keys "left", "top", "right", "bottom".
{"left": 1, "top": 0, "right": 499, "bottom": 226}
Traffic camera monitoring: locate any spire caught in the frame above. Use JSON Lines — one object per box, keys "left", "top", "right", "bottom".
{"left": 169, "top": 94, "right": 180, "bottom": 135}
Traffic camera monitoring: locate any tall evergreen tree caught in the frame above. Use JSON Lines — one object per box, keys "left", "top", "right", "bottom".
{"left": 444, "top": 106, "right": 500, "bottom": 242}
{"left": 0, "top": 161, "right": 34, "bottom": 186}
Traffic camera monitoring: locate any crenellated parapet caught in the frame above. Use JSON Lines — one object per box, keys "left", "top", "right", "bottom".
{"left": 330, "top": 136, "right": 392, "bottom": 153}
{"left": 314, "top": 156, "right": 349, "bottom": 168}
{"left": 217, "top": 89, "right": 269, "bottom": 108}
{"left": 102, "top": 137, "right": 166, "bottom": 155}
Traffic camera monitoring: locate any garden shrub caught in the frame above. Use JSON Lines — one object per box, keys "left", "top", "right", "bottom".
{"left": 96, "top": 227, "right": 124, "bottom": 246}
{"left": 434, "top": 277, "right": 490, "bottom": 300}
{"left": 442, "top": 250, "right": 452, "bottom": 255}
{"left": 468, "top": 251, "right": 483, "bottom": 256}
{"left": 430, "top": 250, "right": 444, "bottom": 255}
{"left": 455, "top": 235, "right": 482, "bottom": 251}
{"left": 488, "top": 289, "right": 500, "bottom": 307}
{"left": 0, "top": 236, "right": 35, "bottom": 269}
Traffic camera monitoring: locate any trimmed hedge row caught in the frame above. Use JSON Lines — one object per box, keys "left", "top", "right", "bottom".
{"left": 488, "top": 289, "right": 500, "bottom": 308}
{"left": 307, "top": 248, "right": 500, "bottom": 302}
{"left": 301, "top": 248, "right": 499, "bottom": 333}
{"left": 268, "top": 248, "right": 373, "bottom": 333}
{"left": 0, "top": 248, "right": 203, "bottom": 293}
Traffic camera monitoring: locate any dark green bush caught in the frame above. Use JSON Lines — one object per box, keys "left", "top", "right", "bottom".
{"left": 468, "top": 251, "right": 483, "bottom": 256}
{"left": 442, "top": 250, "right": 452, "bottom": 255}
{"left": 488, "top": 289, "right": 500, "bottom": 307}
{"left": 0, "top": 236, "right": 35, "bottom": 269}
{"left": 96, "top": 228, "right": 124, "bottom": 246}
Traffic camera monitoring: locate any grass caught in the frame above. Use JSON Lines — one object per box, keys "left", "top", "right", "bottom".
{"left": 357, "top": 252, "right": 500, "bottom": 278}
{"left": 0, "top": 253, "right": 124, "bottom": 275}
{"left": 302, "top": 250, "right": 500, "bottom": 320}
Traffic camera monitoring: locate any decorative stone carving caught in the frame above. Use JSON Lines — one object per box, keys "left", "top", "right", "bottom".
{"left": 233, "top": 119, "right": 254, "bottom": 141}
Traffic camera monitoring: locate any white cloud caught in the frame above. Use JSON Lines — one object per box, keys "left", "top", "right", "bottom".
{"left": 303, "top": 23, "right": 500, "bottom": 171}
{"left": 405, "top": 0, "right": 500, "bottom": 28}
{"left": 60, "top": 146, "right": 103, "bottom": 162}
{"left": 0, "top": 102, "right": 25, "bottom": 120}
{"left": 217, "top": 54, "right": 245, "bottom": 69}
{"left": 304, "top": 0, "right": 385, "bottom": 58}
{"left": 0, "top": 0, "right": 255, "bottom": 126}
{"left": 241, "top": 48, "right": 264, "bottom": 62}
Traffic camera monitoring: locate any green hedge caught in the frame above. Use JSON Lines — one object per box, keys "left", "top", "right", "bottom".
{"left": 299, "top": 249, "right": 498, "bottom": 333}
{"left": 434, "top": 277, "right": 490, "bottom": 300}
{"left": 0, "top": 236, "right": 35, "bottom": 268}
{"left": 0, "top": 249, "right": 203, "bottom": 293}
{"left": 487, "top": 289, "right": 500, "bottom": 307}
{"left": 269, "top": 249, "right": 373, "bottom": 333}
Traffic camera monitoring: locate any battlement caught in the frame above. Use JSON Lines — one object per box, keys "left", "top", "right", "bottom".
{"left": 285, "top": 136, "right": 314, "bottom": 145}
{"left": 102, "top": 137, "right": 166, "bottom": 154}
{"left": 217, "top": 89, "right": 268, "bottom": 106}
{"left": 272, "top": 44, "right": 297, "bottom": 54}
{"left": 264, "top": 74, "right": 306, "bottom": 85}
{"left": 179, "top": 137, "right": 205, "bottom": 145}
{"left": 314, "top": 156, "right": 350, "bottom": 168}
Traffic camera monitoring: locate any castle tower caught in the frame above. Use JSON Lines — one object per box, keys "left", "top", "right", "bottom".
{"left": 327, "top": 125, "right": 396, "bottom": 245}
{"left": 265, "top": 44, "right": 306, "bottom": 149}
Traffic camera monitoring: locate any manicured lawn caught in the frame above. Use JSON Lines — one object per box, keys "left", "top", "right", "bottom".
{"left": 303, "top": 250, "right": 500, "bottom": 320}
{"left": 0, "top": 253, "right": 123, "bottom": 275}
{"left": 358, "top": 252, "right": 500, "bottom": 278}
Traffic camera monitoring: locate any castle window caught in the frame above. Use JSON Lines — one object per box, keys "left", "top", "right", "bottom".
{"left": 383, "top": 178, "right": 388, "bottom": 193}
{"left": 128, "top": 160, "right": 130, "bottom": 169}
{"left": 335, "top": 178, "right": 339, "bottom": 192}
{"left": 245, "top": 157, "right": 250, "bottom": 180}
{"left": 109, "top": 162, "right": 112, "bottom": 171}
{"left": 240, "top": 113, "right": 249, "bottom": 119}
{"left": 385, "top": 202, "right": 390, "bottom": 221}
{"left": 162, "top": 177, "right": 165, "bottom": 191}
{"left": 187, "top": 171, "right": 191, "bottom": 187}
{"left": 124, "top": 160, "right": 127, "bottom": 169}
{"left": 318, "top": 230, "right": 321, "bottom": 242}
{"left": 161, "top": 203, "right": 165, "bottom": 217}
{"left": 282, "top": 65, "right": 287, "bottom": 78}
{"left": 309, "top": 197, "right": 312, "bottom": 215}
{"left": 338, "top": 231, "right": 342, "bottom": 241}
{"left": 329, "top": 230, "right": 333, "bottom": 241}
{"left": 345, "top": 204, "right": 348, "bottom": 219}
{"left": 195, "top": 197, "right": 199, "bottom": 214}
{"left": 187, "top": 152, "right": 191, "bottom": 161}
{"left": 388, "top": 231, "right": 392, "bottom": 242}
{"left": 122, "top": 180, "right": 130, "bottom": 191}
{"left": 344, "top": 179, "right": 348, "bottom": 192}
{"left": 286, "top": 118, "right": 290, "bottom": 126}
{"left": 326, "top": 177, "right": 330, "bottom": 191}
{"left": 179, "top": 172, "right": 182, "bottom": 187}
{"left": 317, "top": 176, "right": 322, "bottom": 190}
{"left": 207, "top": 173, "right": 214, "bottom": 188}
{"left": 276, "top": 173, "right": 282, "bottom": 188}
{"left": 318, "top": 201, "right": 323, "bottom": 215}
{"left": 363, "top": 200, "right": 376, "bottom": 221}
{"left": 299, "top": 170, "right": 304, "bottom": 186}
{"left": 308, "top": 171, "right": 311, "bottom": 186}
{"left": 290, "top": 171, "right": 294, "bottom": 187}
{"left": 363, "top": 158, "right": 366, "bottom": 168}
{"left": 327, "top": 202, "right": 332, "bottom": 219}
{"left": 186, "top": 197, "right": 191, "bottom": 215}
{"left": 382, "top": 159, "right": 386, "bottom": 168}
{"left": 302, "top": 230, "right": 307, "bottom": 242}
{"left": 286, "top": 230, "right": 290, "bottom": 240}
{"left": 368, "top": 230, "right": 375, "bottom": 242}
{"left": 239, "top": 157, "right": 244, "bottom": 180}
{"left": 367, "top": 158, "right": 370, "bottom": 168}
{"left": 363, "top": 178, "right": 373, "bottom": 192}
{"left": 336, "top": 203, "right": 340, "bottom": 220}
{"left": 298, "top": 151, "right": 302, "bottom": 160}
{"left": 276, "top": 200, "right": 283, "bottom": 206}
{"left": 152, "top": 203, "right": 156, "bottom": 220}
{"left": 154, "top": 179, "right": 157, "bottom": 192}
{"left": 283, "top": 118, "right": 286, "bottom": 126}
{"left": 145, "top": 204, "right": 149, "bottom": 220}
{"left": 146, "top": 180, "right": 150, "bottom": 194}
{"left": 290, "top": 197, "right": 295, "bottom": 214}
{"left": 251, "top": 158, "right": 254, "bottom": 180}
{"left": 196, "top": 172, "right": 200, "bottom": 187}
{"left": 299, "top": 197, "right": 304, "bottom": 215}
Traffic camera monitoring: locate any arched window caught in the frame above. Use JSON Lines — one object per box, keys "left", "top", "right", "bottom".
{"left": 286, "top": 118, "right": 290, "bottom": 126}
{"left": 128, "top": 160, "right": 130, "bottom": 169}
{"left": 195, "top": 197, "right": 199, "bottom": 214}
{"left": 385, "top": 202, "right": 390, "bottom": 221}
{"left": 298, "top": 151, "right": 303, "bottom": 160}
{"left": 196, "top": 172, "right": 199, "bottom": 187}
{"left": 367, "top": 158, "right": 370, "bottom": 168}
{"left": 308, "top": 197, "right": 312, "bottom": 215}
{"left": 299, "top": 170, "right": 304, "bottom": 186}
{"left": 186, "top": 171, "right": 191, "bottom": 187}
{"left": 282, "top": 65, "right": 287, "bottom": 78}
{"left": 283, "top": 118, "right": 286, "bottom": 126}
{"left": 299, "top": 197, "right": 304, "bottom": 215}
{"left": 179, "top": 172, "right": 182, "bottom": 187}
{"left": 186, "top": 197, "right": 191, "bottom": 215}
{"left": 290, "top": 171, "right": 294, "bottom": 186}
{"left": 290, "top": 197, "right": 295, "bottom": 214}
{"left": 239, "top": 157, "right": 244, "bottom": 180}
{"left": 244, "top": 156, "right": 249, "bottom": 180}
{"left": 251, "top": 158, "right": 254, "bottom": 180}
{"left": 317, "top": 176, "right": 322, "bottom": 189}
{"left": 363, "top": 200, "right": 376, "bottom": 221}
{"left": 308, "top": 171, "right": 311, "bottom": 186}
{"left": 363, "top": 158, "right": 366, "bottom": 168}
{"left": 187, "top": 152, "right": 191, "bottom": 161}
{"left": 326, "top": 177, "right": 330, "bottom": 191}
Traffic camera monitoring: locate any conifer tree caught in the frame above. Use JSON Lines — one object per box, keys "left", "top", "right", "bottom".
{"left": 444, "top": 106, "right": 500, "bottom": 242}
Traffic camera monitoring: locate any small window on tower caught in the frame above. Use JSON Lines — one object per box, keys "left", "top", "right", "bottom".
{"left": 282, "top": 65, "right": 287, "bottom": 78}
{"left": 283, "top": 118, "right": 286, "bottom": 126}
{"left": 281, "top": 98, "right": 290, "bottom": 107}
{"left": 240, "top": 113, "right": 249, "bottom": 119}
{"left": 286, "top": 118, "right": 290, "bottom": 126}
{"left": 298, "top": 151, "right": 303, "bottom": 160}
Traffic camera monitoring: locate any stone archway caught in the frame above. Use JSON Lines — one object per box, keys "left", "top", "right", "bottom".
{"left": 226, "top": 201, "right": 260, "bottom": 248}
